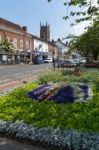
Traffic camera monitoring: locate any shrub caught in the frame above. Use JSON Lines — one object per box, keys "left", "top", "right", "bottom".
{"left": 0, "top": 120, "right": 99, "bottom": 150}
{"left": 39, "top": 71, "right": 67, "bottom": 84}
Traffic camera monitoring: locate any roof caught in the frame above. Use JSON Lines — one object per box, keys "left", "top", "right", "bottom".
{"left": 0, "top": 18, "right": 22, "bottom": 30}
{"left": 0, "top": 18, "right": 57, "bottom": 47}
{"left": 32, "top": 35, "right": 57, "bottom": 46}
{"left": 55, "top": 40, "right": 67, "bottom": 47}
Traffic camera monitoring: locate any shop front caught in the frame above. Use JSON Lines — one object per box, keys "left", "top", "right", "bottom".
{"left": 0, "top": 53, "right": 14, "bottom": 65}
{"left": 32, "top": 50, "right": 48, "bottom": 64}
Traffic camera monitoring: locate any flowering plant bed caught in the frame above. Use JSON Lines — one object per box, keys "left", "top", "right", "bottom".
{"left": 0, "top": 69, "right": 99, "bottom": 150}
{"left": 0, "top": 120, "right": 99, "bottom": 150}
{"left": 28, "top": 83, "right": 93, "bottom": 103}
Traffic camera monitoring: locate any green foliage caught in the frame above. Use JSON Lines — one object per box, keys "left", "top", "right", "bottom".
{"left": 39, "top": 71, "right": 67, "bottom": 84}
{"left": 0, "top": 69, "right": 99, "bottom": 132}
{"left": 69, "top": 20, "right": 99, "bottom": 60}
{"left": 48, "top": 0, "right": 99, "bottom": 24}
{"left": 39, "top": 69, "right": 99, "bottom": 84}
{"left": 0, "top": 38, "right": 16, "bottom": 54}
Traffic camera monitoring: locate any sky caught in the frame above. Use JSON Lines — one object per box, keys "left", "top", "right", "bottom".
{"left": 0, "top": 0, "right": 89, "bottom": 41}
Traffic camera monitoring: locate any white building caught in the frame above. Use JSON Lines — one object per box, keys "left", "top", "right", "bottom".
{"left": 32, "top": 36, "right": 49, "bottom": 62}
{"left": 55, "top": 39, "right": 69, "bottom": 59}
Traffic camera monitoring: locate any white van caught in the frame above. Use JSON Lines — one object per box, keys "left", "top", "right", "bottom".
{"left": 44, "top": 58, "right": 52, "bottom": 63}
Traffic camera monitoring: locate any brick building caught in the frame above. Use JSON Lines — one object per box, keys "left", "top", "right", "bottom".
{"left": 0, "top": 18, "right": 57, "bottom": 65}
{"left": 0, "top": 18, "right": 33, "bottom": 64}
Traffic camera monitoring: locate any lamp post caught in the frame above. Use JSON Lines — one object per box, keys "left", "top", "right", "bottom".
{"left": 52, "top": 50, "right": 55, "bottom": 70}
{"left": 57, "top": 48, "right": 60, "bottom": 70}
{"left": 23, "top": 35, "right": 27, "bottom": 64}
{"left": 22, "top": 26, "right": 27, "bottom": 64}
{"left": 52, "top": 40, "right": 56, "bottom": 70}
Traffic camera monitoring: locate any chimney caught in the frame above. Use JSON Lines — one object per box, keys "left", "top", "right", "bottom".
{"left": 66, "top": 41, "right": 68, "bottom": 46}
{"left": 22, "top": 26, "right": 27, "bottom": 34}
{"left": 52, "top": 39, "right": 54, "bottom": 44}
{"left": 58, "top": 38, "right": 60, "bottom": 41}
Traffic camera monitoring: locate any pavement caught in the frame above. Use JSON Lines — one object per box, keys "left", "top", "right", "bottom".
{"left": 0, "top": 63, "right": 52, "bottom": 85}
{"left": 0, "top": 65, "right": 48, "bottom": 93}
{"left": 0, "top": 138, "right": 49, "bottom": 150}
{"left": 0, "top": 73, "right": 40, "bottom": 93}
{"left": 0, "top": 64, "right": 25, "bottom": 69}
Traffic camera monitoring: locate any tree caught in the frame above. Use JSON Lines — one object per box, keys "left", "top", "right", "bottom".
{"left": 69, "top": 21, "right": 99, "bottom": 60}
{"left": 48, "top": 0, "right": 99, "bottom": 24}
{"left": 0, "top": 38, "right": 16, "bottom": 54}
{"left": 48, "top": 0, "right": 99, "bottom": 61}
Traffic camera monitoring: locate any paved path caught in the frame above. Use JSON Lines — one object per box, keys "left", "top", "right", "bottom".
{"left": 0, "top": 64, "right": 52, "bottom": 85}
{"left": 0, "top": 63, "right": 52, "bottom": 93}
{"left": 0, "top": 70, "right": 48, "bottom": 93}
{"left": 0, "top": 138, "right": 48, "bottom": 150}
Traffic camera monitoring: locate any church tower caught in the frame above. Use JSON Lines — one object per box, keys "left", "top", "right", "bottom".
{"left": 40, "top": 22, "right": 50, "bottom": 41}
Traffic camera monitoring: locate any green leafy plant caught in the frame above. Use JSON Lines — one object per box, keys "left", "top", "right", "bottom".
{"left": 0, "top": 38, "right": 16, "bottom": 54}
{"left": 0, "top": 69, "right": 99, "bottom": 132}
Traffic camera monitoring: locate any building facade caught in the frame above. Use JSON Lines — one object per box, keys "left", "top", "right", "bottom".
{"left": 32, "top": 36, "right": 48, "bottom": 63}
{"left": 55, "top": 38, "right": 69, "bottom": 60}
{"left": 0, "top": 18, "right": 33, "bottom": 64}
{"left": 0, "top": 18, "right": 56, "bottom": 65}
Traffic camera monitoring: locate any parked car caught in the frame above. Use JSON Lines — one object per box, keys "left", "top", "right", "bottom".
{"left": 80, "top": 58, "right": 86, "bottom": 64}
{"left": 44, "top": 58, "right": 52, "bottom": 63}
{"left": 72, "top": 59, "right": 81, "bottom": 66}
{"left": 58, "top": 59, "right": 76, "bottom": 68}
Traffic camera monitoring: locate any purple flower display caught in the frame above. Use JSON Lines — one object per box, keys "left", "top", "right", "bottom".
{"left": 28, "top": 83, "right": 93, "bottom": 103}
{"left": 77, "top": 84, "right": 89, "bottom": 99}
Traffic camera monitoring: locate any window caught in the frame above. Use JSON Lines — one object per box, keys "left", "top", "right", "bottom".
{"left": 13, "top": 38, "right": 17, "bottom": 47}
{"left": 20, "top": 39, "right": 23, "bottom": 47}
{"left": 6, "top": 36, "right": 10, "bottom": 42}
{"left": 39, "top": 44, "right": 42, "bottom": 49}
{"left": 26, "top": 41, "right": 29, "bottom": 48}
{"left": 10, "top": 36, "right": 13, "bottom": 42}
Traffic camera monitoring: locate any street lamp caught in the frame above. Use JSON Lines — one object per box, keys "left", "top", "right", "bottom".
{"left": 22, "top": 26, "right": 27, "bottom": 64}
{"left": 57, "top": 48, "right": 60, "bottom": 70}
{"left": 52, "top": 40, "right": 56, "bottom": 70}
{"left": 23, "top": 35, "right": 27, "bottom": 64}
{"left": 52, "top": 50, "right": 55, "bottom": 70}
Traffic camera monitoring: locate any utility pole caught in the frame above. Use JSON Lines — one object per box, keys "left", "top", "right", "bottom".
{"left": 22, "top": 26, "right": 27, "bottom": 64}
{"left": 52, "top": 40, "right": 56, "bottom": 70}
{"left": 23, "top": 34, "right": 27, "bottom": 64}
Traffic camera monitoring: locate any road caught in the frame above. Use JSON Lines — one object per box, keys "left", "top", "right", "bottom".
{"left": 0, "top": 63, "right": 52, "bottom": 85}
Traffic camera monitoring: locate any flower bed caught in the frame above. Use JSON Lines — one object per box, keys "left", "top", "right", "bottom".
{"left": 28, "top": 83, "right": 93, "bottom": 103}
{"left": 0, "top": 69, "right": 99, "bottom": 150}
